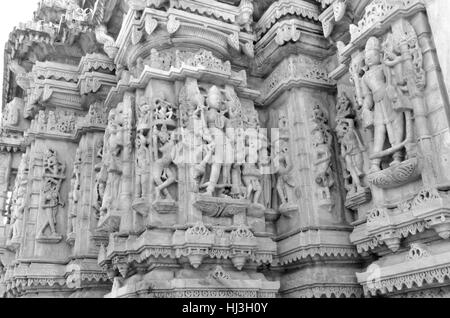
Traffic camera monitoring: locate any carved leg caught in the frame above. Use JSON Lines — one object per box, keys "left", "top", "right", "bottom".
{"left": 40, "top": 221, "right": 49, "bottom": 237}
{"left": 347, "top": 157, "right": 362, "bottom": 190}
{"left": 142, "top": 174, "right": 149, "bottom": 199}
{"left": 158, "top": 168, "right": 176, "bottom": 201}
{"left": 253, "top": 181, "right": 262, "bottom": 205}
{"left": 390, "top": 113, "right": 406, "bottom": 166}
{"left": 231, "top": 165, "right": 242, "bottom": 195}
{"left": 153, "top": 165, "right": 165, "bottom": 200}
{"left": 8, "top": 223, "right": 14, "bottom": 240}
{"left": 246, "top": 182, "right": 253, "bottom": 201}
{"left": 49, "top": 208, "right": 57, "bottom": 235}
{"left": 277, "top": 179, "right": 287, "bottom": 206}
{"left": 351, "top": 153, "right": 364, "bottom": 177}
{"left": 135, "top": 175, "right": 141, "bottom": 199}
{"left": 371, "top": 124, "right": 387, "bottom": 172}
{"left": 71, "top": 217, "right": 76, "bottom": 234}
{"left": 206, "top": 163, "right": 221, "bottom": 196}
{"left": 222, "top": 164, "right": 232, "bottom": 185}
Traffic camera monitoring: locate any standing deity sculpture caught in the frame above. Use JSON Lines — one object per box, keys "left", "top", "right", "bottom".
{"left": 7, "top": 153, "right": 29, "bottom": 245}
{"left": 136, "top": 97, "right": 152, "bottom": 129}
{"left": 275, "top": 139, "right": 297, "bottom": 210}
{"left": 3, "top": 98, "right": 23, "bottom": 127}
{"left": 10, "top": 186, "right": 26, "bottom": 242}
{"left": 93, "top": 140, "right": 106, "bottom": 220}
{"left": 99, "top": 108, "right": 124, "bottom": 219}
{"left": 175, "top": 78, "right": 210, "bottom": 191}
{"left": 47, "top": 111, "right": 57, "bottom": 132}
{"left": 38, "top": 178, "right": 64, "bottom": 241}
{"left": 311, "top": 105, "right": 334, "bottom": 204}
{"left": 37, "top": 111, "right": 47, "bottom": 132}
{"left": 335, "top": 94, "right": 368, "bottom": 201}
{"left": 336, "top": 118, "right": 366, "bottom": 195}
{"left": 201, "top": 86, "right": 233, "bottom": 197}
{"left": 68, "top": 149, "right": 82, "bottom": 238}
{"left": 152, "top": 125, "right": 177, "bottom": 201}
{"left": 241, "top": 117, "right": 267, "bottom": 208}
{"left": 38, "top": 148, "right": 66, "bottom": 243}
{"left": 242, "top": 149, "right": 263, "bottom": 208}
{"left": 135, "top": 131, "right": 150, "bottom": 200}
{"left": 361, "top": 36, "right": 407, "bottom": 172}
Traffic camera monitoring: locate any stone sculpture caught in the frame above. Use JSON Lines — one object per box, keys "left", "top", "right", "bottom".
{"left": 1, "top": 0, "right": 450, "bottom": 299}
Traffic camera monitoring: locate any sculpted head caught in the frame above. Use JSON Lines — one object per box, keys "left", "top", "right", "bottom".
{"left": 108, "top": 109, "right": 116, "bottom": 122}
{"left": 336, "top": 119, "right": 350, "bottom": 139}
{"left": 207, "top": 86, "right": 222, "bottom": 110}
{"left": 312, "top": 127, "right": 326, "bottom": 145}
{"left": 365, "top": 37, "right": 381, "bottom": 67}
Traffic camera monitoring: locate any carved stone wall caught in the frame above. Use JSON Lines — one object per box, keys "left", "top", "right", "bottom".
{"left": 1, "top": 0, "right": 450, "bottom": 298}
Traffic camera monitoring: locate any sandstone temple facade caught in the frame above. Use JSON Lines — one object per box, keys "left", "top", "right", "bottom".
{"left": 0, "top": 0, "right": 450, "bottom": 298}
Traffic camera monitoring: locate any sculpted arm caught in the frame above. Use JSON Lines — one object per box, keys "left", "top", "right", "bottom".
{"left": 361, "top": 78, "right": 375, "bottom": 128}
{"left": 361, "top": 77, "right": 373, "bottom": 111}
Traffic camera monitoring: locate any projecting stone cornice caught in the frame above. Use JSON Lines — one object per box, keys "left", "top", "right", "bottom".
{"left": 275, "top": 228, "right": 359, "bottom": 266}
{"left": 33, "top": 61, "right": 79, "bottom": 83}
{"left": 350, "top": 211, "right": 430, "bottom": 255}
{"left": 114, "top": 7, "right": 255, "bottom": 68}
{"left": 1, "top": 261, "right": 109, "bottom": 298}
{"left": 105, "top": 49, "right": 260, "bottom": 109}
{"left": 253, "top": 18, "right": 331, "bottom": 77}
{"left": 78, "top": 53, "right": 116, "bottom": 74}
{"left": 357, "top": 245, "right": 450, "bottom": 296}
{"left": 170, "top": 0, "right": 239, "bottom": 24}
{"left": 255, "top": 0, "right": 321, "bottom": 41}
{"left": 258, "top": 54, "right": 335, "bottom": 106}
{"left": 0, "top": 135, "right": 26, "bottom": 153}
{"left": 29, "top": 79, "right": 82, "bottom": 110}
{"left": 351, "top": 188, "right": 450, "bottom": 254}
{"left": 98, "top": 225, "right": 277, "bottom": 275}
{"left": 284, "top": 285, "right": 364, "bottom": 298}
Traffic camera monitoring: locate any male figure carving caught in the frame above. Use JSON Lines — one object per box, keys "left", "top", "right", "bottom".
{"left": 361, "top": 37, "right": 405, "bottom": 172}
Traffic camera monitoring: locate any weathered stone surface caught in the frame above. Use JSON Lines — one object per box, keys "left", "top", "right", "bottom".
{"left": 1, "top": 0, "right": 450, "bottom": 298}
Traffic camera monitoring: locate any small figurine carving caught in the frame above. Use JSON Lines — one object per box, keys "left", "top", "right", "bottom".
{"left": 242, "top": 157, "right": 263, "bottom": 207}
{"left": 38, "top": 178, "right": 65, "bottom": 242}
{"left": 99, "top": 109, "right": 124, "bottom": 218}
{"left": 336, "top": 117, "right": 366, "bottom": 195}
{"left": 135, "top": 132, "right": 150, "bottom": 200}
{"left": 136, "top": 97, "right": 152, "bottom": 129}
{"left": 38, "top": 148, "right": 65, "bottom": 243}
{"left": 152, "top": 126, "right": 177, "bottom": 201}
{"left": 9, "top": 185, "right": 26, "bottom": 243}
{"left": 68, "top": 150, "right": 82, "bottom": 237}
{"left": 275, "top": 140, "right": 297, "bottom": 210}
{"left": 44, "top": 148, "right": 66, "bottom": 177}
{"left": 202, "top": 86, "right": 231, "bottom": 196}
{"left": 47, "top": 111, "right": 57, "bottom": 132}
{"left": 3, "top": 98, "right": 23, "bottom": 126}
{"left": 237, "top": 0, "right": 254, "bottom": 33}
{"left": 311, "top": 105, "right": 334, "bottom": 203}
{"left": 37, "top": 111, "right": 47, "bottom": 132}
{"left": 133, "top": 57, "right": 145, "bottom": 79}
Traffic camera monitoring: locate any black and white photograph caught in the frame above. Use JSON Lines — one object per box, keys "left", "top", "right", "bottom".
{"left": 0, "top": 0, "right": 450, "bottom": 304}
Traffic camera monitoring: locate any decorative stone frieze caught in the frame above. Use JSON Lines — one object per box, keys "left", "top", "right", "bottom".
{"left": 1, "top": 0, "right": 450, "bottom": 299}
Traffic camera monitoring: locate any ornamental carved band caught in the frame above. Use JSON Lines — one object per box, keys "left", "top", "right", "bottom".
{"left": 1, "top": 0, "right": 450, "bottom": 299}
